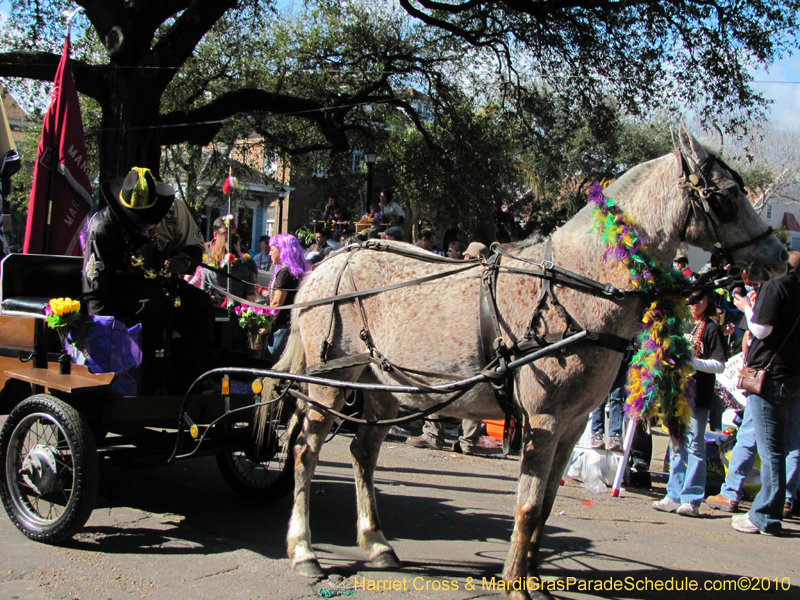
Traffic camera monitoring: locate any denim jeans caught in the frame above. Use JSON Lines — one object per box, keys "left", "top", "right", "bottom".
{"left": 666, "top": 406, "right": 711, "bottom": 507}
{"left": 747, "top": 375, "right": 800, "bottom": 533}
{"left": 267, "top": 326, "right": 291, "bottom": 361}
{"left": 721, "top": 401, "right": 800, "bottom": 504}
{"left": 591, "top": 386, "right": 625, "bottom": 437}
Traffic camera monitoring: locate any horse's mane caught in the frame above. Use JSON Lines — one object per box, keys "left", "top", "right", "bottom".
{"left": 506, "top": 232, "right": 546, "bottom": 253}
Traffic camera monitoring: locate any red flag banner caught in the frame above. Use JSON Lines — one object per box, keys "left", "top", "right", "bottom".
{"left": 222, "top": 174, "right": 242, "bottom": 195}
{"left": 23, "top": 36, "right": 93, "bottom": 256}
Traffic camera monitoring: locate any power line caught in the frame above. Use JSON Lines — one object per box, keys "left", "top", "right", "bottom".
{"left": 752, "top": 80, "right": 800, "bottom": 85}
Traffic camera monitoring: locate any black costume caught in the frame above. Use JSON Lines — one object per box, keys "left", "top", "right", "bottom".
{"left": 692, "top": 320, "right": 727, "bottom": 410}
{"left": 82, "top": 203, "right": 212, "bottom": 393}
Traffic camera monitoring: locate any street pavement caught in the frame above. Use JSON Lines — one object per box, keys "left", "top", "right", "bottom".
{"left": 1, "top": 430, "right": 799, "bottom": 600}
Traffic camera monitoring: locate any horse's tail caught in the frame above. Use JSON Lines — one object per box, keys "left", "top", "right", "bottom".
{"left": 254, "top": 321, "right": 307, "bottom": 449}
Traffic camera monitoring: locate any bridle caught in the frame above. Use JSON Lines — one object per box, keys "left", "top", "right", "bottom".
{"left": 675, "top": 148, "right": 773, "bottom": 266}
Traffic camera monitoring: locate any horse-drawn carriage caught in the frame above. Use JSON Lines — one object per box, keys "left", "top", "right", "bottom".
{"left": 0, "top": 127, "right": 790, "bottom": 600}
{"left": 0, "top": 252, "right": 298, "bottom": 544}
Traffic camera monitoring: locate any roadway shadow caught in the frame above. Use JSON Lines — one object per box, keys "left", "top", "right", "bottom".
{"left": 66, "top": 456, "right": 800, "bottom": 600}
{"left": 69, "top": 453, "right": 523, "bottom": 560}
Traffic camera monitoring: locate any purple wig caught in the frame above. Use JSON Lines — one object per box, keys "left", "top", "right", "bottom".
{"left": 270, "top": 233, "right": 309, "bottom": 280}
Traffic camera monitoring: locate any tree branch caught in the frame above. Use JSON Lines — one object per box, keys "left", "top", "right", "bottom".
{"left": 157, "top": 88, "right": 351, "bottom": 151}
{"left": 0, "top": 51, "right": 110, "bottom": 104}
{"left": 151, "top": 0, "right": 238, "bottom": 89}
{"left": 287, "top": 143, "right": 336, "bottom": 157}
{"left": 381, "top": 97, "right": 443, "bottom": 154}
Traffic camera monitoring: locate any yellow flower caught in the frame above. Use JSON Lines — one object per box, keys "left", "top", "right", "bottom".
{"left": 49, "top": 297, "right": 80, "bottom": 316}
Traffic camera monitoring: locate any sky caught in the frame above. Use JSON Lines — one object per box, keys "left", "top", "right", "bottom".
{"left": 1, "top": 1, "right": 799, "bottom": 128}
{"left": 752, "top": 55, "right": 800, "bottom": 128}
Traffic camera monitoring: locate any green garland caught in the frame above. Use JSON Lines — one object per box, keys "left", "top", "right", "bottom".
{"left": 587, "top": 182, "right": 695, "bottom": 439}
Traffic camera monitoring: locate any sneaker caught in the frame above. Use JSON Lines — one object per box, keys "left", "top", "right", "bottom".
{"left": 783, "top": 501, "right": 793, "bottom": 519}
{"left": 607, "top": 433, "right": 623, "bottom": 452}
{"left": 676, "top": 502, "right": 700, "bottom": 517}
{"left": 706, "top": 493, "right": 739, "bottom": 513}
{"left": 589, "top": 431, "right": 605, "bottom": 449}
{"left": 731, "top": 513, "right": 780, "bottom": 536}
{"left": 652, "top": 497, "right": 681, "bottom": 513}
{"left": 406, "top": 435, "right": 444, "bottom": 450}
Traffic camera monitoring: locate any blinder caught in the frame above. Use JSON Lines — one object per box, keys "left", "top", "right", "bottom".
{"left": 675, "top": 148, "right": 772, "bottom": 263}
{"left": 681, "top": 153, "right": 740, "bottom": 224}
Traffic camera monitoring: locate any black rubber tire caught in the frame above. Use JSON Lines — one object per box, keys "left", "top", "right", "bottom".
{"left": 216, "top": 414, "right": 300, "bottom": 503}
{"left": 0, "top": 394, "right": 99, "bottom": 544}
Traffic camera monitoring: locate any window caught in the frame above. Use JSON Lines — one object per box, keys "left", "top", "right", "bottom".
{"left": 766, "top": 203, "right": 773, "bottom": 220}
{"left": 312, "top": 151, "right": 329, "bottom": 178}
{"left": 351, "top": 149, "right": 364, "bottom": 173}
{"left": 265, "top": 206, "right": 276, "bottom": 237}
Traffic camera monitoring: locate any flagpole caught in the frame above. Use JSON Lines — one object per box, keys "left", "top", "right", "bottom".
{"left": 43, "top": 8, "right": 83, "bottom": 254}
{"left": 226, "top": 165, "right": 231, "bottom": 303}
{"left": 42, "top": 130, "right": 59, "bottom": 253}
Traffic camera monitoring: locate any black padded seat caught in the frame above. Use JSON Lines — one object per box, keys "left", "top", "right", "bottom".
{"left": 0, "top": 254, "right": 83, "bottom": 318}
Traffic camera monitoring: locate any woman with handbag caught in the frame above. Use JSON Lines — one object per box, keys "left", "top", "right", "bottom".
{"left": 653, "top": 290, "right": 727, "bottom": 517}
{"left": 730, "top": 251, "right": 800, "bottom": 535}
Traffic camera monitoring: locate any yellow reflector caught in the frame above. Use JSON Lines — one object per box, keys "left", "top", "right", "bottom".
{"left": 251, "top": 379, "right": 263, "bottom": 394}
{"left": 190, "top": 424, "right": 199, "bottom": 439}
{"left": 221, "top": 375, "right": 230, "bottom": 395}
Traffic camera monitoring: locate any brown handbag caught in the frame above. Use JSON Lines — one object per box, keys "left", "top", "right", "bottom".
{"left": 737, "top": 365, "right": 766, "bottom": 395}
{"left": 737, "top": 312, "right": 800, "bottom": 395}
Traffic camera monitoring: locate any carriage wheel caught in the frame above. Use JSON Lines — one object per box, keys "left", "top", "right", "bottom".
{"left": 216, "top": 413, "right": 300, "bottom": 503}
{"left": 0, "top": 394, "right": 99, "bottom": 544}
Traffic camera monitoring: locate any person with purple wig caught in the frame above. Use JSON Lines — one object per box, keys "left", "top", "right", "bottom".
{"left": 266, "top": 234, "right": 309, "bottom": 358}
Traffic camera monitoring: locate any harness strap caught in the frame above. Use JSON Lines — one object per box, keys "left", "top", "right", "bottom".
{"left": 492, "top": 243, "right": 629, "bottom": 299}
{"left": 479, "top": 253, "right": 503, "bottom": 365}
{"left": 220, "top": 261, "right": 479, "bottom": 313}
{"left": 320, "top": 253, "right": 355, "bottom": 362}
{"left": 524, "top": 239, "right": 583, "bottom": 342}
{"left": 727, "top": 226, "right": 774, "bottom": 253}
{"left": 283, "top": 331, "right": 594, "bottom": 431}
{"left": 285, "top": 383, "right": 471, "bottom": 427}
{"left": 512, "top": 331, "right": 630, "bottom": 355}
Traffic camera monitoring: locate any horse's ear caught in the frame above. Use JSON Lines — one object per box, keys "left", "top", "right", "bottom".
{"left": 671, "top": 127, "right": 682, "bottom": 168}
{"left": 677, "top": 123, "right": 710, "bottom": 165}
{"left": 670, "top": 128, "right": 681, "bottom": 148}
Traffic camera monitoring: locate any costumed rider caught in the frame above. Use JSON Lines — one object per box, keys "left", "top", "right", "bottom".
{"left": 82, "top": 167, "right": 213, "bottom": 393}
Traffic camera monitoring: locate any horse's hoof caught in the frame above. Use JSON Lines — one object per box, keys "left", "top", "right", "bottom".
{"left": 370, "top": 550, "right": 401, "bottom": 569}
{"left": 294, "top": 559, "right": 324, "bottom": 579}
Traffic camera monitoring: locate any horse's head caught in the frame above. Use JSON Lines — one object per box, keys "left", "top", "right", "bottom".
{"left": 672, "top": 125, "right": 787, "bottom": 282}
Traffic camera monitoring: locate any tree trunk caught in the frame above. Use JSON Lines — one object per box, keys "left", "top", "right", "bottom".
{"left": 97, "top": 68, "right": 164, "bottom": 182}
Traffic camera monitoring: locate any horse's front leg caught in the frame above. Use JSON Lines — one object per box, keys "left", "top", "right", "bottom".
{"left": 503, "top": 414, "right": 558, "bottom": 600}
{"left": 287, "top": 383, "right": 343, "bottom": 577}
{"left": 350, "top": 390, "right": 401, "bottom": 567}
{"left": 527, "top": 419, "right": 587, "bottom": 581}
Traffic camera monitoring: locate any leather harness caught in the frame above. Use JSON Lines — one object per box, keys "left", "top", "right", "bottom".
{"left": 211, "top": 148, "right": 763, "bottom": 447}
